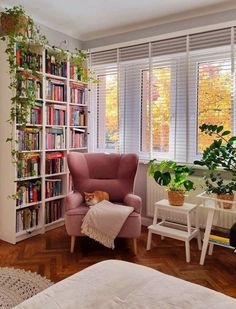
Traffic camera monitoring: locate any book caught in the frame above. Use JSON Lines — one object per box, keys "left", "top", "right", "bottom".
{"left": 45, "top": 178, "right": 62, "bottom": 198}
{"left": 46, "top": 78, "right": 66, "bottom": 101}
{"left": 46, "top": 128, "right": 65, "bottom": 150}
{"left": 17, "top": 153, "right": 40, "bottom": 178}
{"left": 45, "top": 49, "right": 67, "bottom": 77}
{"left": 70, "top": 128, "right": 86, "bottom": 148}
{"left": 70, "top": 106, "right": 86, "bottom": 126}
{"left": 46, "top": 104, "right": 66, "bottom": 125}
{"left": 16, "top": 44, "right": 42, "bottom": 72}
{"left": 16, "top": 180, "right": 41, "bottom": 206}
{"left": 16, "top": 205, "right": 40, "bottom": 232}
{"left": 45, "top": 199, "right": 62, "bottom": 224}
{"left": 70, "top": 82, "right": 85, "bottom": 104}
{"left": 45, "top": 152, "right": 64, "bottom": 175}
{"left": 17, "top": 128, "right": 42, "bottom": 151}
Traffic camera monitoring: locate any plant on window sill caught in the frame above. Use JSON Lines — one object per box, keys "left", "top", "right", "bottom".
{"left": 194, "top": 123, "right": 236, "bottom": 209}
{"left": 148, "top": 159, "right": 194, "bottom": 206}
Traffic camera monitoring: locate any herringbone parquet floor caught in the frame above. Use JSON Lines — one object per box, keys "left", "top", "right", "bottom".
{"left": 0, "top": 226, "right": 235, "bottom": 298}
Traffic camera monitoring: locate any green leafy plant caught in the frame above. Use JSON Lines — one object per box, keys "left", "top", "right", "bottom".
{"left": 194, "top": 123, "right": 236, "bottom": 195}
{"left": 148, "top": 159, "right": 194, "bottom": 192}
{"left": 1, "top": 5, "right": 47, "bottom": 198}
{"left": 70, "top": 48, "right": 98, "bottom": 83}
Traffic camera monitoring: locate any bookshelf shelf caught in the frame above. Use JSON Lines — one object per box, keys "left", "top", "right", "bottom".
{"left": 45, "top": 195, "right": 66, "bottom": 202}
{"left": 0, "top": 41, "right": 89, "bottom": 244}
{"left": 45, "top": 99, "right": 67, "bottom": 105}
{"left": 16, "top": 201, "right": 42, "bottom": 210}
{"left": 45, "top": 73, "right": 67, "bottom": 80}
{"left": 15, "top": 176, "right": 42, "bottom": 182}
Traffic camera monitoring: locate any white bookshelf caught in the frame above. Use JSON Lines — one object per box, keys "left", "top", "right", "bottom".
{"left": 0, "top": 41, "right": 89, "bottom": 244}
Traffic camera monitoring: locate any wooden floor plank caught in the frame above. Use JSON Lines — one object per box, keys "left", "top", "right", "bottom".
{"left": 0, "top": 226, "right": 235, "bottom": 297}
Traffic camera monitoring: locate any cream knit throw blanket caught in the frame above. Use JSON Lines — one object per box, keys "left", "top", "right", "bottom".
{"left": 81, "top": 200, "right": 134, "bottom": 249}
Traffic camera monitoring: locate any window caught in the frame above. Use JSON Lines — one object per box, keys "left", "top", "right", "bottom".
{"left": 141, "top": 67, "right": 171, "bottom": 153}
{"left": 97, "top": 73, "right": 118, "bottom": 150}
{"left": 91, "top": 27, "right": 235, "bottom": 163}
{"left": 197, "top": 60, "right": 232, "bottom": 153}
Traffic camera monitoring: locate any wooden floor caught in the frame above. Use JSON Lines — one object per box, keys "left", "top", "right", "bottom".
{"left": 0, "top": 226, "right": 235, "bottom": 298}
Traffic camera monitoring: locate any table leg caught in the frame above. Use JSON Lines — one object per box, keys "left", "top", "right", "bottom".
{"left": 200, "top": 208, "right": 215, "bottom": 265}
{"left": 195, "top": 209, "right": 202, "bottom": 250}
{"left": 146, "top": 230, "right": 152, "bottom": 250}
{"left": 185, "top": 241, "right": 190, "bottom": 263}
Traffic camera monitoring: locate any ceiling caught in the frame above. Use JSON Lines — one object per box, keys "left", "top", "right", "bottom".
{"left": 0, "top": 0, "right": 236, "bottom": 41}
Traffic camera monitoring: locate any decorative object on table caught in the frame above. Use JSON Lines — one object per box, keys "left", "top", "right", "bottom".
{"left": 0, "top": 267, "right": 52, "bottom": 308}
{"left": 65, "top": 152, "right": 142, "bottom": 254}
{"left": 194, "top": 124, "right": 236, "bottom": 209}
{"left": 148, "top": 160, "right": 194, "bottom": 206}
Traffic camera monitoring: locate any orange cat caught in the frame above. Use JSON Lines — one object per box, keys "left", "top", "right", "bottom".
{"left": 84, "top": 191, "right": 109, "bottom": 206}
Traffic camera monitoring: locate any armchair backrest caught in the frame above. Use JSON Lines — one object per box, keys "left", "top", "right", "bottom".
{"left": 67, "top": 152, "right": 139, "bottom": 202}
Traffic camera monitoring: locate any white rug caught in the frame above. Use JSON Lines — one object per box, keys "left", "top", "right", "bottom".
{"left": 0, "top": 267, "right": 53, "bottom": 308}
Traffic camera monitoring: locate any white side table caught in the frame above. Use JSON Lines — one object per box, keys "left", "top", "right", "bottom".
{"left": 146, "top": 199, "right": 202, "bottom": 262}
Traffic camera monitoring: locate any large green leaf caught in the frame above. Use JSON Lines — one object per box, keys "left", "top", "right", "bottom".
{"left": 154, "top": 171, "right": 171, "bottom": 186}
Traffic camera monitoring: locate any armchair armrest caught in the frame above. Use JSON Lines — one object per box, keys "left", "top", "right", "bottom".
{"left": 65, "top": 192, "right": 83, "bottom": 212}
{"left": 124, "top": 194, "right": 142, "bottom": 214}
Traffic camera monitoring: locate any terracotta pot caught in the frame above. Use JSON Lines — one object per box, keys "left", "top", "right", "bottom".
{"left": 1, "top": 13, "right": 28, "bottom": 36}
{"left": 168, "top": 190, "right": 185, "bottom": 206}
{"left": 217, "top": 193, "right": 234, "bottom": 209}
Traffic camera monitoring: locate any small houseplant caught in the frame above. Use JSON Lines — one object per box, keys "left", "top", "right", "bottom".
{"left": 148, "top": 160, "right": 195, "bottom": 206}
{"left": 194, "top": 124, "right": 236, "bottom": 209}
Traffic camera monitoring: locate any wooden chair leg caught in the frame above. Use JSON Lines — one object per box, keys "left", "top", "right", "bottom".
{"left": 133, "top": 238, "right": 138, "bottom": 255}
{"left": 70, "top": 236, "right": 76, "bottom": 253}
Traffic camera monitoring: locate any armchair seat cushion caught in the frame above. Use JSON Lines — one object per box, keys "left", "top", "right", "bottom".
{"left": 65, "top": 205, "right": 141, "bottom": 238}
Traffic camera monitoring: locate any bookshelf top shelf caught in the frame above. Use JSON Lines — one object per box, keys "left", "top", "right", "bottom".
{"left": 45, "top": 73, "right": 67, "bottom": 81}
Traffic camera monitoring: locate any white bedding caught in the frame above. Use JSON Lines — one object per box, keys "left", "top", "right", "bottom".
{"left": 15, "top": 260, "right": 236, "bottom": 309}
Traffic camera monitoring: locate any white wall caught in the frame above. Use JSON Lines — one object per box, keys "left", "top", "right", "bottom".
{"left": 82, "top": 8, "right": 236, "bottom": 50}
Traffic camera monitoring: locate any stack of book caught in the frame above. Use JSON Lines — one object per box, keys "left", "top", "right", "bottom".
{"left": 45, "top": 152, "right": 64, "bottom": 175}
{"left": 46, "top": 78, "right": 66, "bottom": 101}
{"left": 16, "top": 206, "right": 40, "bottom": 232}
{"left": 17, "top": 153, "right": 41, "bottom": 178}
{"left": 45, "top": 50, "right": 67, "bottom": 77}
{"left": 17, "top": 128, "right": 42, "bottom": 151}
{"left": 45, "top": 179, "right": 62, "bottom": 198}
{"left": 16, "top": 180, "right": 41, "bottom": 206}
{"left": 46, "top": 128, "right": 65, "bottom": 149}
{"left": 45, "top": 200, "right": 62, "bottom": 224}
{"left": 70, "top": 82, "right": 85, "bottom": 104}
{"left": 70, "top": 128, "right": 86, "bottom": 148}
{"left": 70, "top": 106, "right": 86, "bottom": 126}
{"left": 16, "top": 45, "right": 42, "bottom": 72}
{"left": 16, "top": 101, "right": 43, "bottom": 125}
{"left": 46, "top": 104, "right": 66, "bottom": 125}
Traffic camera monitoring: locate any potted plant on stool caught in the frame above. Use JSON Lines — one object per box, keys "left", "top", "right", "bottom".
{"left": 148, "top": 160, "right": 195, "bottom": 206}
{"left": 194, "top": 124, "right": 236, "bottom": 209}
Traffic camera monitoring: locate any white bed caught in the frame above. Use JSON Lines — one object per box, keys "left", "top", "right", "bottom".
{"left": 15, "top": 260, "right": 236, "bottom": 309}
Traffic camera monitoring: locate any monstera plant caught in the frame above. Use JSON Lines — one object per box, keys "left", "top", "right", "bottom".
{"left": 194, "top": 124, "right": 236, "bottom": 209}
{"left": 148, "top": 159, "right": 194, "bottom": 206}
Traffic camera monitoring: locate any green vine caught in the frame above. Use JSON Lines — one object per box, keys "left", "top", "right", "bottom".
{"left": 1, "top": 5, "right": 47, "bottom": 198}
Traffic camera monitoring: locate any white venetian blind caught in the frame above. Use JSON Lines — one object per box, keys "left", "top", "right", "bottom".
{"left": 188, "top": 28, "right": 233, "bottom": 162}
{"left": 90, "top": 26, "right": 235, "bottom": 163}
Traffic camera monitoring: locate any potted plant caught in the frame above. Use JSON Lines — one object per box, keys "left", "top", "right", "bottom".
{"left": 194, "top": 124, "right": 236, "bottom": 209}
{"left": 1, "top": 6, "right": 28, "bottom": 36}
{"left": 148, "top": 160, "right": 195, "bottom": 206}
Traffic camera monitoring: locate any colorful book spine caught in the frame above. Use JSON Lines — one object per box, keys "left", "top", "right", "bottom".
{"left": 45, "top": 179, "right": 62, "bottom": 198}
{"left": 70, "top": 128, "right": 86, "bottom": 148}
{"left": 16, "top": 180, "right": 41, "bottom": 206}
{"left": 46, "top": 78, "right": 66, "bottom": 101}
{"left": 46, "top": 128, "right": 65, "bottom": 150}
{"left": 45, "top": 49, "right": 67, "bottom": 77}
{"left": 17, "top": 128, "right": 42, "bottom": 151}
{"left": 70, "top": 82, "right": 85, "bottom": 104}
{"left": 45, "top": 200, "right": 62, "bottom": 224}
{"left": 17, "top": 154, "right": 41, "bottom": 178}
{"left": 45, "top": 152, "right": 64, "bottom": 175}
{"left": 70, "top": 106, "right": 86, "bottom": 126}
{"left": 16, "top": 206, "right": 40, "bottom": 232}
{"left": 16, "top": 44, "right": 42, "bottom": 72}
{"left": 46, "top": 104, "right": 66, "bottom": 125}
{"left": 17, "top": 78, "right": 43, "bottom": 100}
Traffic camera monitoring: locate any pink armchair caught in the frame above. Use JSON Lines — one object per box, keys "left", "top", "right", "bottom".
{"left": 65, "top": 152, "right": 142, "bottom": 253}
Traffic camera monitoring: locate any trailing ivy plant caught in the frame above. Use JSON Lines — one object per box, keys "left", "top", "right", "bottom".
{"left": 194, "top": 123, "right": 236, "bottom": 195}
{"left": 0, "top": 5, "right": 47, "bottom": 199}
{"left": 70, "top": 48, "right": 98, "bottom": 83}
